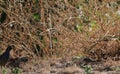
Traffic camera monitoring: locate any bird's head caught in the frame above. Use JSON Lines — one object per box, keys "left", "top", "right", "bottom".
{"left": 6, "top": 45, "right": 14, "bottom": 52}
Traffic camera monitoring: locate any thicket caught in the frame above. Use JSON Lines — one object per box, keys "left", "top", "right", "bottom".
{"left": 0, "top": 0, "right": 120, "bottom": 61}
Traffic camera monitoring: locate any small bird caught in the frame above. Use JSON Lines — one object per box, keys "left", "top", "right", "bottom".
{"left": 0, "top": 45, "right": 13, "bottom": 68}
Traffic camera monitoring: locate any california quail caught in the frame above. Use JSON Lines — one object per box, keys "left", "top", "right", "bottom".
{"left": 0, "top": 45, "right": 13, "bottom": 67}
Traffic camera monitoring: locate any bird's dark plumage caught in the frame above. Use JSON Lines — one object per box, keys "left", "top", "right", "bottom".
{"left": 0, "top": 45, "right": 13, "bottom": 67}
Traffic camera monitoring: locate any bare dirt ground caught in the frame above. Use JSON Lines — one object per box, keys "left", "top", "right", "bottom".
{"left": 0, "top": 57, "right": 120, "bottom": 74}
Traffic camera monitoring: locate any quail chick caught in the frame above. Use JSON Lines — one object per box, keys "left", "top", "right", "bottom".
{"left": 0, "top": 45, "right": 13, "bottom": 67}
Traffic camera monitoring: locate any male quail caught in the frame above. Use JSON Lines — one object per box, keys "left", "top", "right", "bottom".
{"left": 0, "top": 45, "right": 13, "bottom": 67}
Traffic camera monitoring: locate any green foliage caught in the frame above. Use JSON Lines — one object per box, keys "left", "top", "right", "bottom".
{"left": 83, "top": 65, "right": 92, "bottom": 74}
{"left": 2, "top": 68, "right": 7, "bottom": 74}
{"left": 35, "top": 0, "right": 39, "bottom": 6}
{"left": 89, "top": 20, "right": 98, "bottom": 31}
{"left": 52, "top": 37, "right": 58, "bottom": 43}
{"left": 74, "top": 24, "right": 83, "bottom": 32}
{"left": 90, "top": 20, "right": 97, "bottom": 28}
{"left": 33, "top": 13, "right": 40, "bottom": 22}
{"left": 111, "top": 66, "right": 120, "bottom": 71}
{"left": 12, "top": 67, "right": 21, "bottom": 74}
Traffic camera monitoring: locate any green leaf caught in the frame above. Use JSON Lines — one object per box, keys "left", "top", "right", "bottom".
{"left": 12, "top": 67, "right": 21, "bottom": 74}
{"left": 74, "top": 24, "right": 83, "bottom": 32}
{"left": 33, "top": 13, "right": 40, "bottom": 21}
{"left": 90, "top": 20, "right": 97, "bottom": 28}
{"left": 52, "top": 37, "right": 58, "bottom": 43}
{"left": 89, "top": 20, "right": 98, "bottom": 31}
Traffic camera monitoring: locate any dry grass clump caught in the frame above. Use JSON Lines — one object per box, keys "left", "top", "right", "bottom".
{"left": 0, "top": 0, "right": 120, "bottom": 61}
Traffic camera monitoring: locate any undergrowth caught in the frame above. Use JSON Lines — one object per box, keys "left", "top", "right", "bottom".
{"left": 0, "top": 0, "right": 120, "bottom": 61}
